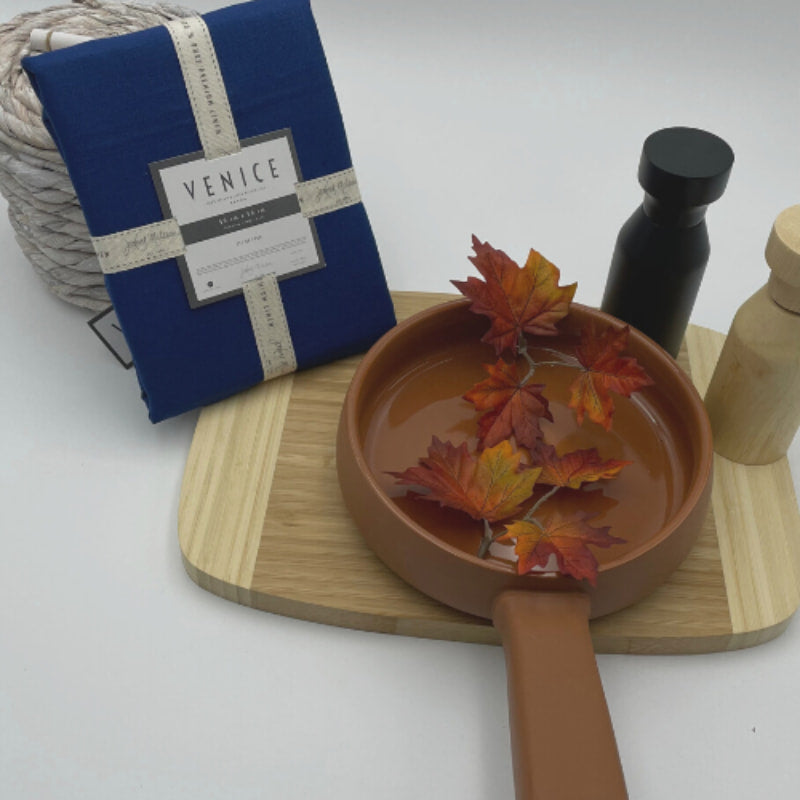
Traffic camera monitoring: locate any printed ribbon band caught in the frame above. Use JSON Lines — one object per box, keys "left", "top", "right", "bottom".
{"left": 242, "top": 273, "right": 297, "bottom": 380}
{"left": 295, "top": 168, "right": 361, "bottom": 218}
{"left": 164, "top": 16, "right": 240, "bottom": 161}
{"left": 92, "top": 219, "right": 185, "bottom": 274}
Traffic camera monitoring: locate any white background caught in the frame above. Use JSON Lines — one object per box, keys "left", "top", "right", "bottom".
{"left": 2, "top": 0, "right": 799, "bottom": 797}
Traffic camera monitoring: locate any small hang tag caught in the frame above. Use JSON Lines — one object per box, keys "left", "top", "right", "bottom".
{"left": 88, "top": 307, "right": 134, "bottom": 369}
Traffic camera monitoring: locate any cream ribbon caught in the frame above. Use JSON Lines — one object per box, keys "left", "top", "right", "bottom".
{"left": 295, "top": 168, "right": 361, "bottom": 218}
{"left": 242, "top": 273, "right": 297, "bottom": 379}
{"left": 92, "top": 219, "right": 185, "bottom": 274}
{"left": 164, "top": 16, "right": 240, "bottom": 160}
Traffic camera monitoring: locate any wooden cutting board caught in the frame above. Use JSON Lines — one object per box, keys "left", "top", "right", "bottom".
{"left": 178, "top": 292, "right": 800, "bottom": 654}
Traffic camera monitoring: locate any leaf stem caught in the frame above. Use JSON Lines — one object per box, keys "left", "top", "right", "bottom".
{"left": 518, "top": 331, "right": 538, "bottom": 383}
{"left": 476, "top": 486, "right": 560, "bottom": 559}
{"left": 477, "top": 518, "right": 494, "bottom": 558}
{"left": 516, "top": 332, "right": 580, "bottom": 383}
{"left": 524, "top": 484, "right": 560, "bottom": 521}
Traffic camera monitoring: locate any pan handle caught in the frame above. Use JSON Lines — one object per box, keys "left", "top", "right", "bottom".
{"left": 492, "top": 589, "right": 628, "bottom": 800}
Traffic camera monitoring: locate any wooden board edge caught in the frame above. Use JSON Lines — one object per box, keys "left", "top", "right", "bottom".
{"left": 178, "top": 374, "right": 294, "bottom": 588}
{"left": 687, "top": 325, "right": 800, "bottom": 638}
{"left": 593, "top": 616, "right": 794, "bottom": 655}
{"left": 391, "top": 290, "right": 461, "bottom": 321}
{"left": 181, "top": 551, "right": 500, "bottom": 643}
{"left": 181, "top": 548, "right": 795, "bottom": 654}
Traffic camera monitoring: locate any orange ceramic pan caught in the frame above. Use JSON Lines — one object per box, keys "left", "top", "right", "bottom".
{"left": 336, "top": 299, "right": 713, "bottom": 799}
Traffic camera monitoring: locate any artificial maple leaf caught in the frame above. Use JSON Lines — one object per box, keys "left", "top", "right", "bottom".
{"left": 463, "top": 359, "right": 552, "bottom": 450}
{"left": 390, "top": 437, "right": 541, "bottom": 522}
{"left": 530, "top": 442, "right": 630, "bottom": 489}
{"left": 452, "top": 236, "right": 577, "bottom": 355}
{"left": 568, "top": 323, "right": 654, "bottom": 430}
{"left": 498, "top": 510, "right": 626, "bottom": 585}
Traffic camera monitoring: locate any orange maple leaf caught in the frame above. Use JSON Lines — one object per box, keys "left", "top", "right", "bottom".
{"left": 530, "top": 442, "right": 630, "bottom": 489}
{"left": 390, "top": 437, "right": 541, "bottom": 522}
{"left": 463, "top": 359, "right": 552, "bottom": 450}
{"left": 452, "top": 236, "right": 577, "bottom": 355}
{"left": 498, "top": 510, "right": 625, "bottom": 585}
{"left": 568, "top": 323, "right": 654, "bottom": 430}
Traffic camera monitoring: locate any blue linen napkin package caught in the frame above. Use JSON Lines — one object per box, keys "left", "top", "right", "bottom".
{"left": 24, "top": 0, "right": 395, "bottom": 422}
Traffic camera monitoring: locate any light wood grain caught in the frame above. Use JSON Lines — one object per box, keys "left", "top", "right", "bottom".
{"left": 703, "top": 287, "right": 800, "bottom": 465}
{"left": 765, "top": 204, "right": 800, "bottom": 311}
{"left": 178, "top": 292, "right": 800, "bottom": 653}
{"left": 689, "top": 325, "right": 800, "bottom": 645}
{"left": 179, "top": 372, "right": 294, "bottom": 604}
{"left": 703, "top": 205, "right": 800, "bottom": 464}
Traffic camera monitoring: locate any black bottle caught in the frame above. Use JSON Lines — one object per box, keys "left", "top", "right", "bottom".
{"left": 600, "top": 127, "right": 734, "bottom": 357}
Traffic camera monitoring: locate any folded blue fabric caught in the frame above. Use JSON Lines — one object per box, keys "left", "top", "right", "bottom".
{"left": 24, "top": 0, "right": 395, "bottom": 422}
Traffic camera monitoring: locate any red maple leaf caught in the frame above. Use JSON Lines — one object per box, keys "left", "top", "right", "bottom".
{"left": 498, "top": 510, "right": 626, "bottom": 585}
{"left": 568, "top": 323, "right": 654, "bottom": 430}
{"left": 463, "top": 359, "right": 552, "bottom": 450}
{"left": 390, "top": 437, "right": 541, "bottom": 522}
{"left": 452, "top": 236, "right": 576, "bottom": 356}
{"left": 530, "top": 442, "right": 630, "bottom": 489}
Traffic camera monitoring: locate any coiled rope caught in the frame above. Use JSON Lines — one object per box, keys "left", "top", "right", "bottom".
{"left": 0, "top": 0, "right": 192, "bottom": 310}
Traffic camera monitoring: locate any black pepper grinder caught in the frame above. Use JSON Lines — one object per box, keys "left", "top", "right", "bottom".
{"left": 600, "top": 126, "right": 734, "bottom": 357}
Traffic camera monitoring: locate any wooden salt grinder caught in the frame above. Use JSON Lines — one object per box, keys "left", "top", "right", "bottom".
{"left": 704, "top": 205, "right": 800, "bottom": 464}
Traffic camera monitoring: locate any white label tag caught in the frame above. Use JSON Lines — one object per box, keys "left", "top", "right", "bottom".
{"left": 150, "top": 130, "right": 324, "bottom": 308}
{"left": 88, "top": 306, "right": 134, "bottom": 368}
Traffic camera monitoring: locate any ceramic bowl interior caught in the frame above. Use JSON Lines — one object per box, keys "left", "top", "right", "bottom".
{"left": 338, "top": 299, "right": 713, "bottom": 618}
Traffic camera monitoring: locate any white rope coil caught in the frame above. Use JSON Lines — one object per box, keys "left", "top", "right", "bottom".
{"left": 0, "top": 0, "right": 193, "bottom": 310}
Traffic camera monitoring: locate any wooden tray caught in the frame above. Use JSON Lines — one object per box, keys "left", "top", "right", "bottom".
{"left": 178, "top": 292, "right": 800, "bottom": 654}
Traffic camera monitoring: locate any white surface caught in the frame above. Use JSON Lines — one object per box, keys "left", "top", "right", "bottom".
{"left": 2, "top": 0, "right": 799, "bottom": 797}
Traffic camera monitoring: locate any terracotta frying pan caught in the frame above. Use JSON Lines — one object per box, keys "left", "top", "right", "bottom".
{"left": 336, "top": 299, "right": 713, "bottom": 799}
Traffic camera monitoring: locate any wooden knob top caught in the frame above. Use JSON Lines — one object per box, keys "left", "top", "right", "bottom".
{"left": 766, "top": 204, "right": 800, "bottom": 312}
